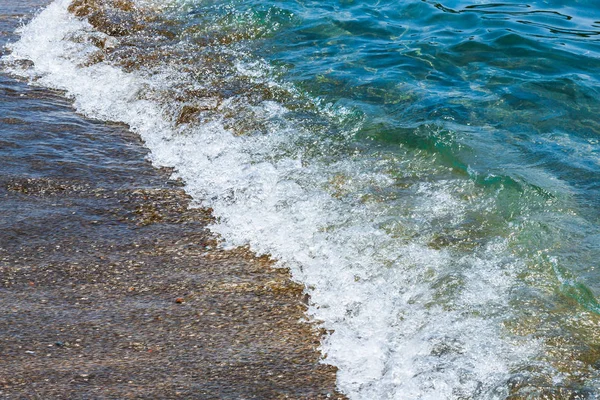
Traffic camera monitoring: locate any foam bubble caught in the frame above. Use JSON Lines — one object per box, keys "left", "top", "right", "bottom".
{"left": 3, "top": 1, "right": 538, "bottom": 398}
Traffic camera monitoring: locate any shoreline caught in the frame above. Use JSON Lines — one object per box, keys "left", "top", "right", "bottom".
{"left": 0, "top": 1, "right": 345, "bottom": 398}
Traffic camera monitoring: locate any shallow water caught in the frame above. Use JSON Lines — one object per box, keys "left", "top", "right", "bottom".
{"left": 3, "top": 0, "right": 600, "bottom": 398}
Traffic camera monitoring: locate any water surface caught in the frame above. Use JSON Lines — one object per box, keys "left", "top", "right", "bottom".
{"left": 3, "top": 0, "right": 600, "bottom": 398}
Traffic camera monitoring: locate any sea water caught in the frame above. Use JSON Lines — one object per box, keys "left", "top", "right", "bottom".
{"left": 3, "top": 0, "right": 600, "bottom": 398}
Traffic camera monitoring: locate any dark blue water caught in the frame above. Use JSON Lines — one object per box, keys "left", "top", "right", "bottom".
{"left": 4, "top": 0, "right": 600, "bottom": 398}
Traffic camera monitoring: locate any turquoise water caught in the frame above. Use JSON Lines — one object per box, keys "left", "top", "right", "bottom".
{"left": 172, "top": 0, "right": 600, "bottom": 292}
{"left": 184, "top": 0, "right": 600, "bottom": 309}
{"left": 4, "top": 0, "right": 600, "bottom": 397}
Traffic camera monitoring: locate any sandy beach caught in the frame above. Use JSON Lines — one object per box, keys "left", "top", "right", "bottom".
{"left": 0, "top": 1, "right": 344, "bottom": 398}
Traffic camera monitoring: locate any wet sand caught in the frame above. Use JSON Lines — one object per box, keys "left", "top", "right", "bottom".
{"left": 0, "top": 2, "right": 344, "bottom": 398}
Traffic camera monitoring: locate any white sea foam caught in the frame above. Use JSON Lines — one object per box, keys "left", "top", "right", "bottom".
{"left": 3, "top": 1, "right": 537, "bottom": 398}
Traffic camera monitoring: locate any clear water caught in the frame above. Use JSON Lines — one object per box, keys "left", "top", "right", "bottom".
{"left": 3, "top": 0, "right": 600, "bottom": 398}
